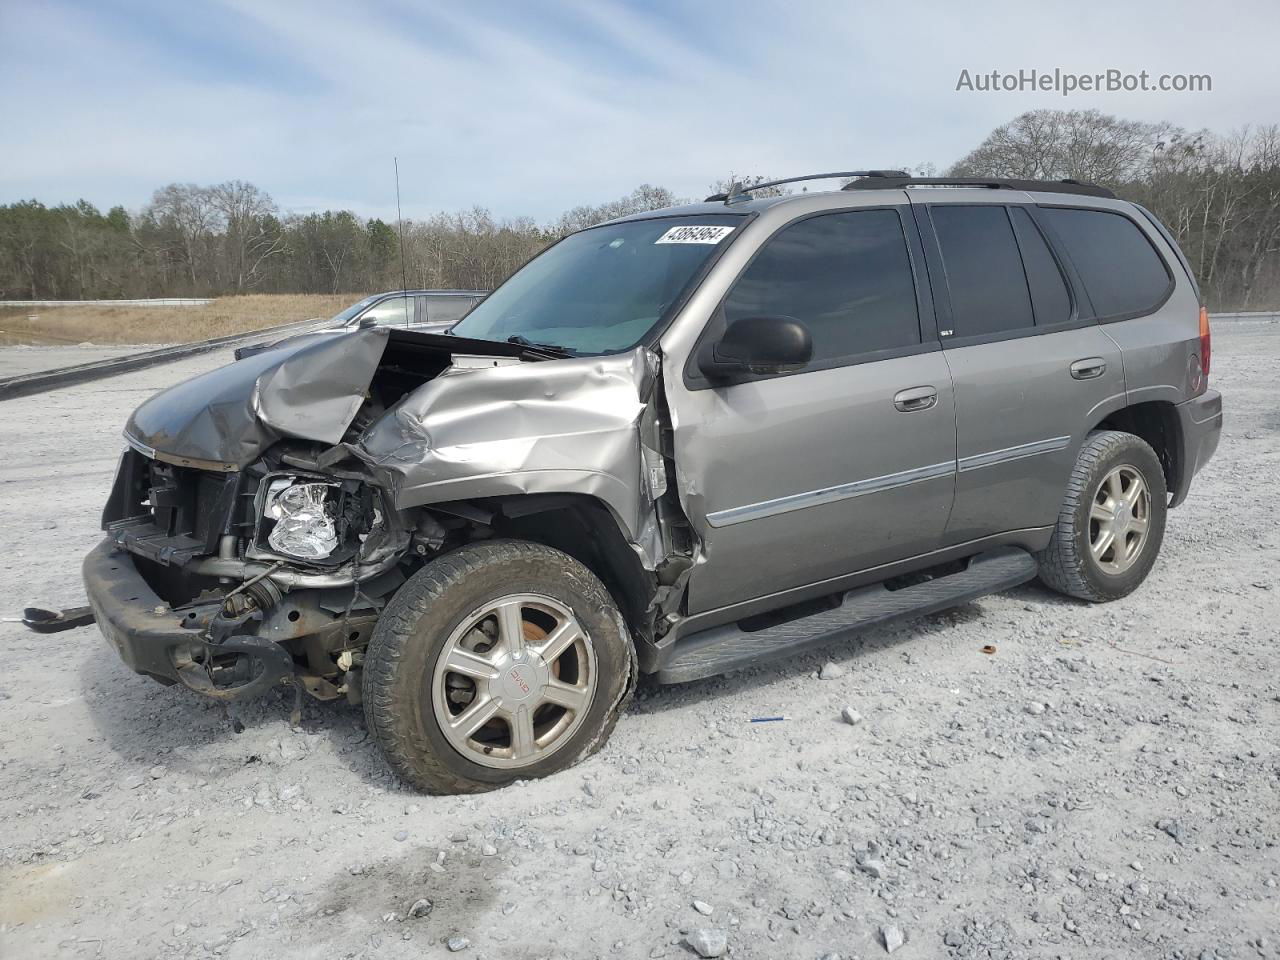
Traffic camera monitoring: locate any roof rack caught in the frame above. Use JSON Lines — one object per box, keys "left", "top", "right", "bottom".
{"left": 706, "top": 170, "right": 910, "bottom": 203}
{"left": 841, "top": 176, "right": 1116, "bottom": 199}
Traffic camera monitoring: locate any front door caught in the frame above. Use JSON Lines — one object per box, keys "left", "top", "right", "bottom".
{"left": 669, "top": 206, "right": 958, "bottom": 614}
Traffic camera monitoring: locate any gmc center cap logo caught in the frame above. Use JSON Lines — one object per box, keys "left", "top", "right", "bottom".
{"left": 497, "top": 651, "right": 543, "bottom": 703}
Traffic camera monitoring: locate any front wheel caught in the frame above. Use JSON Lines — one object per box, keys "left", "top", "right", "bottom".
{"left": 1037, "top": 430, "right": 1168, "bottom": 602}
{"left": 363, "top": 540, "right": 634, "bottom": 794}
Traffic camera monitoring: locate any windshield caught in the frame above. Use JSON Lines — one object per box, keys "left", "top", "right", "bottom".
{"left": 330, "top": 295, "right": 379, "bottom": 325}
{"left": 450, "top": 215, "right": 743, "bottom": 354}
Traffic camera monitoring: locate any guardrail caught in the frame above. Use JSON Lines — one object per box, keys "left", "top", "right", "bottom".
{"left": 1210, "top": 311, "right": 1279, "bottom": 322}
{"left": 0, "top": 316, "right": 334, "bottom": 402}
{"left": 1, "top": 298, "right": 215, "bottom": 307}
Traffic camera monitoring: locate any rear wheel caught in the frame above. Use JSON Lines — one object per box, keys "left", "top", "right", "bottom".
{"left": 363, "top": 540, "right": 634, "bottom": 794}
{"left": 1037, "top": 430, "right": 1168, "bottom": 602}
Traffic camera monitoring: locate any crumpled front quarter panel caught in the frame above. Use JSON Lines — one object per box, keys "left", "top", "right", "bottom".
{"left": 357, "top": 348, "right": 657, "bottom": 545}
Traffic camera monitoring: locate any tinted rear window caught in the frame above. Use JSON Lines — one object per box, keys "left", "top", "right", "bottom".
{"left": 930, "top": 205, "right": 1034, "bottom": 337}
{"left": 1009, "top": 207, "right": 1072, "bottom": 325}
{"left": 723, "top": 208, "right": 921, "bottom": 362}
{"left": 426, "top": 296, "right": 476, "bottom": 324}
{"left": 1040, "top": 207, "right": 1171, "bottom": 318}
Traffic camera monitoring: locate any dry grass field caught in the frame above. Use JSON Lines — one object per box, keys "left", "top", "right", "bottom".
{"left": 0, "top": 294, "right": 362, "bottom": 345}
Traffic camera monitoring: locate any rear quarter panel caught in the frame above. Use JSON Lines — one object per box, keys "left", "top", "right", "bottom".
{"left": 1031, "top": 193, "right": 1202, "bottom": 408}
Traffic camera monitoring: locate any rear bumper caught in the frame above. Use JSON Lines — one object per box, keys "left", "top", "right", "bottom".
{"left": 1170, "top": 389, "right": 1223, "bottom": 507}
{"left": 83, "top": 538, "right": 295, "bottom": 699}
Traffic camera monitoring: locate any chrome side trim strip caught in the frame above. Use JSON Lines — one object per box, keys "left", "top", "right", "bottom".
{"left": 706, "top": 435, "right": 1072, "bottom": 529}
{"left": 957, "top": 435, "right": 1070, "bottom": 473}
{"left": 705, "top": 460, "right": 956, "bottom": 528}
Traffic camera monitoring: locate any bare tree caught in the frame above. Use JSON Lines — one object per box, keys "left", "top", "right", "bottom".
{"left": 209, "top": 180, "right": 285, "bottom": 291}
{"left": 148, "top": 183, "right": 219, "bottom": 289}
{"left": 949, "top": 109, "right": 1177, "bottom": 183}
{"left": 554, "top": 184, "right": 678, "bottom": 234}
{"left": 707, "top": 173, "right": 791, "bottom": 199}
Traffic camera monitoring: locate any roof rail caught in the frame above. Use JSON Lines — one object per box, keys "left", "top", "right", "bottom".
{"left": 841, "top": 176, "right": 1116, "bottom": 200}
{"left": 705, "top": 170, "right": 910, "bottom": 203}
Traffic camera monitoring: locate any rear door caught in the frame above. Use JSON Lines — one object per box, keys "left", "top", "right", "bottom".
{"left": 914, "top": 199, "right": 1126, "bottom": 543}
{"left": 671, "top": 205, "right": 958, "bottom": 614}
{"left": 1037, "top": 204, "right": 1192, "bottom": 407}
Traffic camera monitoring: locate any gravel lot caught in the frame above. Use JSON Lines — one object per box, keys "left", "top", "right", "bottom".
{"left": 1, "top": 323, "right": 1277, "bottom": 960}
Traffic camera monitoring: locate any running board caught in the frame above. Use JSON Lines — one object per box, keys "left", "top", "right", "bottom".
{"left": 655, "top": 547, "right": 1038, "bottom": 684}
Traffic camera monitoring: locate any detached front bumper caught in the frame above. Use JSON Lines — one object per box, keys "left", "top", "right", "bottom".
{"left": 82, "top": 538, "right": 296, "bottom": 699}
{"left": 1170, "top": 389, "right": 1223, "bottom": 508}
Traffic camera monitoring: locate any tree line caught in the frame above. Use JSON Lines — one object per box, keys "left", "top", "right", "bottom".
{"left": 2, "top": 110, "right": 1279, "bottom": 310}
{"left": 0, "top": 181, "right": 677, "bottom": 301}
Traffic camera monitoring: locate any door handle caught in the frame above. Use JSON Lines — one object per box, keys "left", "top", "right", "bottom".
{"left": 1070, "top": 358, "right": 1107, "bottom": 380}
{"left": 893, "top": 385, "right": 938, "bottom": 413}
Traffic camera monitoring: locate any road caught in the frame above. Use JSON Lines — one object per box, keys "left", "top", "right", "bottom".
{"left": 1, "top": 322, "right": 1277, "bottom": 960}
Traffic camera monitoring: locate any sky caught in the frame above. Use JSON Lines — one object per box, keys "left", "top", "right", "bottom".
{"left": 1, "top": 0, "right": 1278, "bottom": 224}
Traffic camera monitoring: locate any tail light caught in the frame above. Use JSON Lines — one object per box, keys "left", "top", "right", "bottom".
{"left": 1199, "top": 306, "right": 1211, "bottom": 377}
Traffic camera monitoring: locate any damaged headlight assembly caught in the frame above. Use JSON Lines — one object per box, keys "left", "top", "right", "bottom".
{"left": 256, "top": 474, "right": 386, "bottom": 565}
{"left": 263, "top": 478, "right": 343, "bottom": 560}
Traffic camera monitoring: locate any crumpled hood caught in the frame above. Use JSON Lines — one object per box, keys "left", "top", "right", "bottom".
{"left": 125, "top": 328, "right": 391, "bottom": 469}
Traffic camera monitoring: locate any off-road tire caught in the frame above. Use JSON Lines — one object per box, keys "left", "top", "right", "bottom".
{"left": 1037, "top": 430, "right": 1168, "bottom": 602}
{"left": 363, "top": 540, "right": 635, "bottom": 794}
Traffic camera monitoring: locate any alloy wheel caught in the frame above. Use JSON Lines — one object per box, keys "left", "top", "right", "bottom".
{"left": 430, "top": 594, "right": 597, "bottom": 769}
{"left": 1088, "top": 464, "right": 1152, "bottom": 575}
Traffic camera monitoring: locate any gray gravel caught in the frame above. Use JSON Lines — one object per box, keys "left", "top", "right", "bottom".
{"left": 1, "top": 325, "right": 1278, "bottom": 959}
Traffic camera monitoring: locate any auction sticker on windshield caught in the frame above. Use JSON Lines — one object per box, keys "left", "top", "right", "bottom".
{"left": 655, "top": 224, "right": 736, "bottom": 244}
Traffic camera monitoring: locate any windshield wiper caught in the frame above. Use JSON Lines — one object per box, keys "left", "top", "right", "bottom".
{"left": 506, "top": 335, "right": 575, "bottom": 357}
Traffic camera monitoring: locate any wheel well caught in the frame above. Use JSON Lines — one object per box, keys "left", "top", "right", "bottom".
{"left": 1094, "top": 401, "right": 1180, "bottom": 496}
{"left": 421, "top": 494, "right": 657, "bottom": 643}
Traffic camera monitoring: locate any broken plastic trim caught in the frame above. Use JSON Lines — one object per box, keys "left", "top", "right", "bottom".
{"left": 20, "top": 605, "right": 96, "bottom": 633}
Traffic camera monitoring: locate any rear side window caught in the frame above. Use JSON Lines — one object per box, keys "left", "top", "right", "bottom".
{"left": 930, "top": 205, "right": 1034, "bottom": 338}
{"left": 723, "top": 209, "right": 920, "bottom": 363}
{"left": 1009, "top": 207, "right": 1072, "bottom": 325}
{"left": 1039, "top": 207, "right": 1172, "bottom": 318}
{"left": 426, "top": 296, "right": 476, "bottom": 324}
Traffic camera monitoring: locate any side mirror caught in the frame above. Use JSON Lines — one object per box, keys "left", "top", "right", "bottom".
{"left": 358, "top": 315, "right": 379, "bottom": 328}
{"left": 698, "top": 316, "right": 813, "bottom": 382}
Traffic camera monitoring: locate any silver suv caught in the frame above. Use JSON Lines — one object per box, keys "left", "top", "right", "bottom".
{"left": 84, "top": 172, "right": 1222, "bottom": 793}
